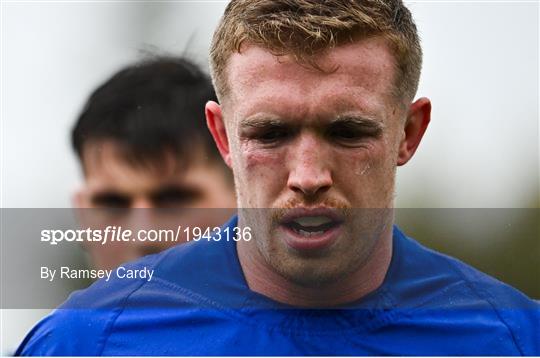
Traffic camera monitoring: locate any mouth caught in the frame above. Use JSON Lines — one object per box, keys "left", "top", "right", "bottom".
{"left": 278, "top": 208, "right": 344, "bottom": 251}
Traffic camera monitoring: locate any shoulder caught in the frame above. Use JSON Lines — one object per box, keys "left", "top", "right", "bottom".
{"left": 435, "top": 243, "right": 539, "bottom": 355}
{"left": 393, "top": 227, "right": 540, "bottom": 355}
{"left": 16, "top": 237, "right": 229, "bottom": 356}
{"left": 15, "top": 307, "right": 115, "bottom": 356}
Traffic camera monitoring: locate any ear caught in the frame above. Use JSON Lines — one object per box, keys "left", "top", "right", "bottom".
{"left": 397, "top": 97, "right": 431, "bottom": 166}
{"left": 205, "top": 101, "right": 232, "bottom": 167}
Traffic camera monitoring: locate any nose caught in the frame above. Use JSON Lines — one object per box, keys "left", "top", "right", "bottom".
{"left": 127, "top": 197, "right": 155, "bottom": 230}
{"left": 125, "top": 197, "right": 156, "bottom": 238}
{"left": 287, "top": 132, "right": 333, "bottom": 197}
{"left": 131, "top": 197, "right": 154, "bottom": 209}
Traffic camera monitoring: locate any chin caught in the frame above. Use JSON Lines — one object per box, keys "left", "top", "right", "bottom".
{"left": 269, "top": 249, "right": 356, "bottom": 288}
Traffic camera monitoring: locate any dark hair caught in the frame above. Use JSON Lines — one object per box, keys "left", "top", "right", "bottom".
{"left": 72, "top": 57, "right": 224, "bottom": 172}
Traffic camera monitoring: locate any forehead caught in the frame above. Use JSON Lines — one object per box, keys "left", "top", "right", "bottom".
{"left": 81, "top": 141, "right": 205, "bottom": 192}
{"left": 225, "top": 36, "right": 397, "bottom": 121}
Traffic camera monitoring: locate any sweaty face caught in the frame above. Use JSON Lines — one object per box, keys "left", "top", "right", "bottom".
{"left": 224, "top": 38, "right": 406, "bottom": 286}
{"left": 74, "top": 141, "right": 235, "bottom": 270}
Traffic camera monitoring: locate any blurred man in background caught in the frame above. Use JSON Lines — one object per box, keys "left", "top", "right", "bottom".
{"left": 71, "top": 57, "right": 236, "bottom": 270}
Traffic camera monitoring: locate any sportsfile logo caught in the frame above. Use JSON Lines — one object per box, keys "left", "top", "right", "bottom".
{"left": 40, "top": 225, "right": 253, "bottom": 245}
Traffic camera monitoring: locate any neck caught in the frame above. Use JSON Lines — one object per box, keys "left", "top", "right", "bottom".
{"left": 236, "top": 224, "right": 393, "bottom": 308}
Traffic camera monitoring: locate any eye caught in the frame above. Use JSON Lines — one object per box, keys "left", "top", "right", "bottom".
{"left": 258, "top": 128, "right": 289, "bottom": 143}
{"left": 327, "top": 122, "right": 382, "bottom": 146}
{"left": 328, "top": 125, "right": 365, "bottom": 142}
{"left": 91, "top": 193, "right": 131, "bottom": 208}
{"left": 152, "top": 187, "right": 201, "bottom": 208}
{"left": 329, "top": 127, "right": 363, "bottom": 140}
{"left": 244, "top": 124, "right": 292, "bottom": 145}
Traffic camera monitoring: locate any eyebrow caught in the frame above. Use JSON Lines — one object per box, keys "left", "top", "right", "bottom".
{"left": 330, "top": 115, "right": 385, "bottom": 130}
{"left": 239, "top": 116, "right": 286, "bottom": 129}
{"left": 239, "top": 114, "right": 385, "bottom": 131}
{"left": 90, "top": 190, "right": 129, "bottom": 199}
{"left": 150, "top": 185, "right": 202, "bottom": 200}
{"left": 89, "top": 191, "right": 131, "bottom": 206}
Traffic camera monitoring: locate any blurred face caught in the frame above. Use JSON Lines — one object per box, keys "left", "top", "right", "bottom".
{"left": 74, "top": 141, "right": 236, "bottom": 270}
{"left": 207, "top": 37, "right": 430, "bottom": 287}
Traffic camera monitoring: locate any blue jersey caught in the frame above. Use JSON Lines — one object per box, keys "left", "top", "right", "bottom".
{"left": 16, "top": 216, "right": 539, "bottom": 355}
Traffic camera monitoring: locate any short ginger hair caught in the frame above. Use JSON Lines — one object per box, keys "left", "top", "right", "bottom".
{"left": 210, "top": 0, "right": 422, "bottom": 104}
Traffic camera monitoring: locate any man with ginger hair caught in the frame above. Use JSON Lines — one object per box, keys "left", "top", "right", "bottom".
{"left": 17, "top": 0, "right": 539, "bottom": 356}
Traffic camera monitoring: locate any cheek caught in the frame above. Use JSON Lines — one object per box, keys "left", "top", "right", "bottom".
{"left": 334, "top": 145, "right": 381, "bottom": 178}
{"left": 238, "top": 141, "right": 285, "bottom": 172}
{"left": 233, "top": 143, "right": 286, "bottom": 204}
{"left": 332, "top": 143, "right": 395, "bottom": 201}
{"left": 351, "top": 135, "right": 398, "bottom": 175}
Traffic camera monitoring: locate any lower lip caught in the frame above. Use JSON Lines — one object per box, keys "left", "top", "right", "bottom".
{"left": 279, "top": 223, "right": 342, "bottom": 251}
